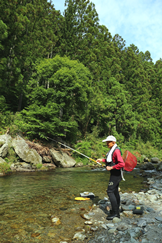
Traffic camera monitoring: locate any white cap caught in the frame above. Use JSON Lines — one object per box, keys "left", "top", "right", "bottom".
{"left": 102, "top": 135, "right": 116, "bottom": 142}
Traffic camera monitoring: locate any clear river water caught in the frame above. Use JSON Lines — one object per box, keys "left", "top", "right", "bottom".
{"left": 0, "top": 167, "right": 145, "bottom": 242}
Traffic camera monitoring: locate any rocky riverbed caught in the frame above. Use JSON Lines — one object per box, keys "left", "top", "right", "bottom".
{"left": 70, "top": 173, "right": 162, "bottom": 243}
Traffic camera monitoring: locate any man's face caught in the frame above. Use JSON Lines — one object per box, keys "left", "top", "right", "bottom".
{"left": 106, "top": 141, "right": 115, "bottom": 149}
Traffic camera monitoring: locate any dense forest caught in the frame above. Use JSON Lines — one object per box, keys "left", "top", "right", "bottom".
{"left": 0, "top": 0, "right": 162, "bottom": 148}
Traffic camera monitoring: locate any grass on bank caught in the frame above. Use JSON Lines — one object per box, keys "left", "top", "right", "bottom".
{"left": 71, "top": 130, "right": 162, "bottom": 165}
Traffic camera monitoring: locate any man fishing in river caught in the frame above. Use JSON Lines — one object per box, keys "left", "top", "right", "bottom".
{"left": 97, "top": 135, "right": 125, "bottom": 220}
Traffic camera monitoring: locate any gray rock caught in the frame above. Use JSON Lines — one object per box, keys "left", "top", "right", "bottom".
{"left": 143, "top": 156, "right": 149, "bottom": 162}
{"left": 141, "top": 239, "right": 149, "bottom": 243}
{"left": 75, "top": 162, "right": 84, "bottom": 167}
{"left": 108, "top": 228, "right": 116, "bottom": 234}
{"left": 126, "top": 199, "right": 134, "bottom": 206}
{"left": 141, "top": 162, "right": 155, "bottom": 170}
{"left": 101, "top": 224, "right": 107, "bottom": 229}
{"left": 10, "top": 163, "right": 16, "bottom": 171}
{"left": 12, "top": 136, "right": 42, "bottom": 165}
{"left": 142, "top": 218, "right": 156, "bottom": 224}
{"left": 50, "top": 148, "right": 76, "bottom": 168}
{"left": 137, "top": 220, "right": 147, "bottom": 227}
{"left": 0, "top": 144, "right": 8, "bottom": 158}
{"left": 156, "top": 162, "right": 162, "bottom": 171}
{"left": 151, "top": 157, "right": 160, "bottom": 163}
{"left": 42, "top": 163, "right": 56, "bottom": 169}
{"left": 73, "top": 232, "right": 86, "bottom": 241}
{"left": 42, "top": 155, "right": 52, "bottom": 163}
{"left": 117, "top": 224, "right": 128, "bottom": 231}
{"left": 90, "top": 226, "right": 98, "bottom": 231}
{"left": 128, "top": 227, "right": 143, "bottom": 239}
{"left": 146, "top": 207, "right": 155, "bottom": 213}
{"left": 106, "top": 223, "right": 115, "bottom": 229}
{"left": 121, "top": 204, "right": 135, "bottom": 211}
{"left": 20, "top": 162, "right": 32, "bottom": 169}
{"left": 155, "top": 217, "right": 162, "bottom": 222}
{"left": 0, "top": 134, "right": 12, "bottom": 145}
{"left": 0, "top": 157, "right": 6, "bottom": 164}
{"left": 112, "top": 217, "right": 121, "bottom": 223}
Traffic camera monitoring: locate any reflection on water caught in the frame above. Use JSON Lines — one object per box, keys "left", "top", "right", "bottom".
{"left": 0, "top": 167, "right": 144, "bottom": 242}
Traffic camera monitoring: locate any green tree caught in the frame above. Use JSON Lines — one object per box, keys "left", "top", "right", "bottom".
{"left": 120, "top": 46, "right": 160, "bottom": 142}
{"left": 0, "top": 20, "right": 8, "bottom": 112}
{"left": 0, "top": 0, "right": 63, "bottom": 111}
{"left": 15, "top": 55, "right": 93, "bottom": 141}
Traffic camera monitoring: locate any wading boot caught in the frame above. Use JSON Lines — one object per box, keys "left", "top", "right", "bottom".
{"left": 106, "top": 210, "right": 120, "bottom": 220}
{"left": 107, "top": 209, "right": 114, "bottom": 216}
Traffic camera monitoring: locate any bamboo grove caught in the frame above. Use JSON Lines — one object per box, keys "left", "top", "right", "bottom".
{"left": 0, "top": 0, "right": 162, "bottom": 147}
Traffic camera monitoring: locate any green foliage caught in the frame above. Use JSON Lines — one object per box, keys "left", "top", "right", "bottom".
{"left": 0, "top": 163, "right": 11, "bottom": 174}
{"left": 73, "top": 127, "right": 109, "bottom": 162}
{"left": 6, "top": 147, "right": 17, "bottom": 163}
{"left": 0, "top": 111, "right": 19, "bottom": 135}
{"left": 0, "top": 0, "right": 63, "bottom": 111}
{"left": 0, "top": 0, "right": 162, "bottom": 149}
{"left": 36, "top": 163, "right": 43, "bottom": 169}
{"left": 133, "top": 141, "right": 162, "bottom": 161}
{"left": 14, "top": 55, "right": 93, "bottom": 141}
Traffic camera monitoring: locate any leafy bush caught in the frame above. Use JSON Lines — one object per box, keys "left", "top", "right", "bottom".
{"left": 6, "top": 147, "right": 17, "bottom": 163}
{"left": 0, "top": 163, "right": 11, "bottom": 174}
{"left": 36, "top": 163, "right": 43, "bottom": 169}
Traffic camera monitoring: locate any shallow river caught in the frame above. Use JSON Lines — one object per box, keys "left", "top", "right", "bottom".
{"left": 0, "top": 167, "right": 145, "bottom": 242}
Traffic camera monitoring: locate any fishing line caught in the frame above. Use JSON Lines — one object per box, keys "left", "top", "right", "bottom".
{"left": 45, "top": 136, "right": 101, "bottom": 165}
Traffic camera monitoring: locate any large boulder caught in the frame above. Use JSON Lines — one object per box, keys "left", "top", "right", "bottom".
{"left": 50, "top": 148, "right": 76, "bottom": 168}
{"left": 0, "top": 144, "right": 8, "bottom": 158}
{"left": 12, "top": 136, "right": 42, "bottom": 165}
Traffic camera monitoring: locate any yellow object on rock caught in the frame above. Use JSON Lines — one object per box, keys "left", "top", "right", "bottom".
{"left": 75, "top": 197, "right": 90, "bottom": 201}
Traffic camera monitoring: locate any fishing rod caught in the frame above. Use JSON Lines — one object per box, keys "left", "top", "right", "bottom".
{"left": 45, "top": 136, "right": 101, "bottom": 165}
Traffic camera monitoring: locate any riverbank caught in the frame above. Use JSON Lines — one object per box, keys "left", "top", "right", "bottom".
{"left": 72, "top": 172, "right": 162, "bottom": 243}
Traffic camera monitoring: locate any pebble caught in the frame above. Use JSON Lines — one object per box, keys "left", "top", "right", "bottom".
{"left": 84, "top": 221, "right": 93, "bottom": 225}
{"left": 108, "top": 228, "right": 116, "bottom": 234}
{"left": 101, "top": 224, "right": 107, "bottom": 229}
{"left": 73, "top": 232, "right": 86, "bottom": 241}
{"left": 112, "top": 217, "right": 121, "bottom": 223}
{"left": 117, "top": 224, "right": 128, "bottom": 231}
{"left": 106, "top": 223, "right": 114, "bottom": 228}
{"left": 137, "top": 220, "right": 147, "bottom": 227}
{"left": 80, "top": 214, "right": 92, "bottom": 220}
{"left": 90, "top": 226, "right": 98, "bottom": 231}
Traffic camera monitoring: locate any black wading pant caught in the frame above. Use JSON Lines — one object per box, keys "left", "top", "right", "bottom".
{"left": 107, "top": 170, "right": 122, "bottom": 213}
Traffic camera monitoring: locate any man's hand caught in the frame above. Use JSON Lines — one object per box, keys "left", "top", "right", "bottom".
{"left": 106, "top": 166, "right": 113, "bottom": 171}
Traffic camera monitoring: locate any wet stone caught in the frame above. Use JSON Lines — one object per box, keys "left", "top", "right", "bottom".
{"left": 155, "top": 217, "right": 162, "bottom": 222}
{"left": 106, "top": 223, "right": 114, "bottom": 228}
{"left": 137, "top": 220, "right": 147, "bottom": 227}
{"left": 117, "top": 224, "right": 128, "bottom": 231}
{"left": 108, "top": 228, "right": 116, "bottom": 234}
